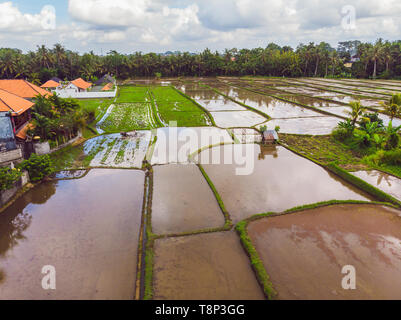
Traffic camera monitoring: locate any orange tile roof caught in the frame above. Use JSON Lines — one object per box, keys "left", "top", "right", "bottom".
{"left": 71, "top": 78, "right": 92, "bottom": 90}
{"left": 0, "top": 79, "right": 52, "bottom": 98}
{"left": 41, "top": 80, "right": 61, "bottom": 88}
{"left": 15, "top": 122, "right": 35, "bottom": 140}
{"left": 102, "top": 83, "right": 113, "bottom": 91}
{"left": 0, "top": 88, "right": 35, "bottom": 115}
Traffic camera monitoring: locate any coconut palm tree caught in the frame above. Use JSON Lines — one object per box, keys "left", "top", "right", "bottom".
{"left": 368, "top": 40, "right": 384, "bottom": 79}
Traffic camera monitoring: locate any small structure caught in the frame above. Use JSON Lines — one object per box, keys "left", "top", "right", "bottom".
{"left": 101, "top": 83, "right": 113, "bottom": 91}
{"left": 95, "top": 74, "right": 115, "bottom": 86}
{"left": 262, "top": 130, "right": 279, "bottom": 145}
{"left": 70, "top": 78, "right": 92, "bottom": 92}
{"left": 41, "top": 80, "right": 61, "bottom": 90}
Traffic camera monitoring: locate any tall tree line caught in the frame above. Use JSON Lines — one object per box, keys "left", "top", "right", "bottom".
{"left": 1, "top": 39, "right": 401, "bottom": 83}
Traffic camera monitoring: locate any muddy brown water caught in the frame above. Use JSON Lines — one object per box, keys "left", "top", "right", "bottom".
{"left": 0, "top": 169, "right": 144, "bottom": 300}
{"left": 152, "top": 165, "right": 225, "bottom": 234}
{"left": 248, "top": 204, "right": 401, "bottom": 300}
{"left": 352, "top": 171, "right": 401, "bottom": 200}
{"left": 153, "top": 231, "right": 265, "bottom": 300}
{"left": 196, "top": 145, "right": 372, "bottom": 222}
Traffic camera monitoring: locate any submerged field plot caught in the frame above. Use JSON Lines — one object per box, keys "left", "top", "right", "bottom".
{"left": 196, "top": 144, "right": 371, "bottom": 222}
{"left": 153, "top": 232, "right": 265, "bottom": 300}
{"left": 152, "top": 165, "right": 225, "bottom": 235}
{"left": 247, "top": 204, "right": 401, "bottom": 300}
{"left": 0, "top": 170, "right": 144, "bottom": 300}
{"left": 84, "top": 131, "right": 151, "bottom": 168}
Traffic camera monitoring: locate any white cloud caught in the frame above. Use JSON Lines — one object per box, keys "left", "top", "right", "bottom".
{"left": 0, "top": 1, "right": 56, "bottom": 32}
{"left": 1, "top": 0, "right": 401, "bottom": 53}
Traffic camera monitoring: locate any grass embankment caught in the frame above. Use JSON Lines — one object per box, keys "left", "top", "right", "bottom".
{"left": 150, "top": 86, "right": 211, "bottom": 127}
{"left": 279, "top": 134, "right": 366, "bottom": 170}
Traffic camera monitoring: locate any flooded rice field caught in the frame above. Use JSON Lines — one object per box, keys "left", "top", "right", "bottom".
{"left": 248, "top": 204, "right": 401, "bottom": 300}
{"left": 262, "top": 116, "right": 340, "bottom": 135}
{"left": 352, "top": 171, "right": 401, "bottom": 200}
{"left": 84, "top": 131, "right": 151, "bottom": 168}
{"left": 151, "top": 165, "right": 225, "bottom": 235}
{"left": 211, "top": 111, "right": 267, "bottom": 128}
{"left": 151, "top": 127, "right": 233, "bottom": 165}
{"left": 0, "top": 169, "right": 145, "bottom": 300}
{"left": 197, "top": 99, "right": 247, "bottom": 112}
{"left": 153, "top": 232, "right": 265, "bottom": 300}
{"left": 196, "top": 145, "right": 371, "bottom": 222}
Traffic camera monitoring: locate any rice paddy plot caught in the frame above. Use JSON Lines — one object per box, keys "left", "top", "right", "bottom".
{"left": 352, "top": 170, "right": 401, "bottom": 200}
{"left": 261, "top": 116, "right": 339, "bottom": 135}
{"left": 0, "top": 169, "right": 145, "bottom": 300}
{"left": 247, "top": 204, "right": 401, "bottom": 300}
{"left": 152, "top": 165, "right": 225, "bottom": 234}
{"left": 99, "top": 102, "right": 157, "bottom": 132}
{"left": 197, "top": 99, "right": 247, "bottom": 112}
{"left": 196, "top": 145, "right": 371, "bottom": 222}
{"left": 231, "top": 128, "right": 261, "bottom": 143}
{"left": 84, "top": 131, "right": 151, "bottom": 168}
{"left": 211, "top": 111, "right": 267, "bottom": 128}
{"left": 152, "top": 87, "right": 211, "bottom": 127}
{"left": 153, "top": 232, "right": 265, "bottom": 300}
{"left": 181, "top": 89, "right": 222, "bottom": 100}
{"left": 150, "top": 127, "right": 233, "bottom": 165}
{"left": 117, "top": 86, "right": 150, "bottom": 102}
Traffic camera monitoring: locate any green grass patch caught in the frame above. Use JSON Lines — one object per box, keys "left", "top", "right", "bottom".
{"left": 49, "top": 143, "right": 85, "bottom": 171}
{"left": 151, "top": 86, "right": 211, "bottom": 127}
{"left": 117, "top": 86, "right": 150, "bottom": 103}
{"left": 279, "top": 134, "right": 367, "bottom": 170}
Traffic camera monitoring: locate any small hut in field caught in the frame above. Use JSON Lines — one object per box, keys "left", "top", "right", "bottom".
{"left": 262, "top": 130, "right": 278, "bottom": 145}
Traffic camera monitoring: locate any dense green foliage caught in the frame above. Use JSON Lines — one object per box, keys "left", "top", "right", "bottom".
{"left": 2, "top": 40, "right": 401, "bottom": 81}
{"left": 0, "top": 166, "right": 22, "bottom": 191}
{"left": 21, "top": 154, "right": 53, "bottom": 182}
{"left": 30, "top": 95, "right": 89, "bottom": 143}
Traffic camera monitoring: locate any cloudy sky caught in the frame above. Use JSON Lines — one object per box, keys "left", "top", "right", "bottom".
{"left": 1, "top": 0, "right": 401, "bottom": 53}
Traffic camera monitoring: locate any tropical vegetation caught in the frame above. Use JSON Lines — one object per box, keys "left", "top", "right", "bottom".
{"left": 2, "top": 40, "right": 401, "bottom": 81}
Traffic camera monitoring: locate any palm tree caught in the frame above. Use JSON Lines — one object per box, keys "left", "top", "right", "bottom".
{"left": 368, "top": 40, "right": 384, "bottom": 79}
{"left": 381, "top": 93, "right": 401, "bottom": 120}
{"left": 347, "top": 101, "right": 366, "bottom": 130}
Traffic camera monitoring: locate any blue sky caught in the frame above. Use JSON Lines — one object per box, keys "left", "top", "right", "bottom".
{"left": 1, "top": 0, "right": 400, "bottom": 54}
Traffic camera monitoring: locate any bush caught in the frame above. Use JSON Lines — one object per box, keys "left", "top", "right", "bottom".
{"left": 0, "top": 167, "right": 22, "bottom": 191}
{"left": 365, "top": 149, "right": 401, "bottom": 166}
{"left": 21, "top": 154, "right": 53, "bottom": 182}
{"left": 332, "top": 128, "right": 351, "bottom": 142}
{"left": 384, "top": 133, "right": 400, "bottom": 150}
